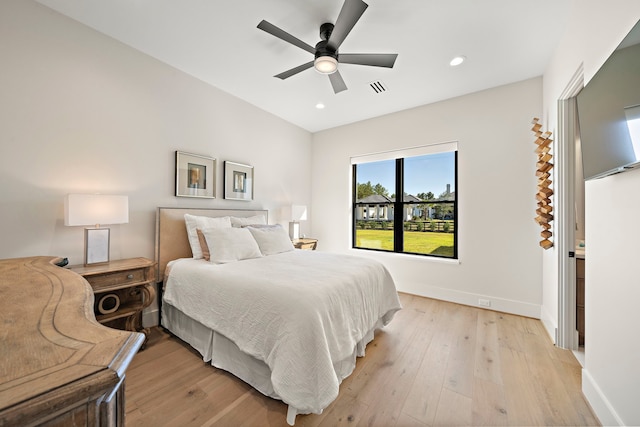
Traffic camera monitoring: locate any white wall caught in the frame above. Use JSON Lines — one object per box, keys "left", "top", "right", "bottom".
{"left": 584, "top": 170, "right": 640, "bottom": 426}
{"left": 0, "top": 0, "right": 312, "bottom": 324}
{"left": 541, "top": 1, "right": 640, "bottom": 425}
{"left": 312, "top": 78, "right": 543, "bottom": 318}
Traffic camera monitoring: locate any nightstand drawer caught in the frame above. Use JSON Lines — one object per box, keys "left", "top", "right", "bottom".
{"left": 86, "top": 268, "right": 147, "bottom": 292}
{"left": 292, "top": 238, "right": 318, "bottom": 250}
{"left": 296, "top": 242, "right": 316, "bottom": 250}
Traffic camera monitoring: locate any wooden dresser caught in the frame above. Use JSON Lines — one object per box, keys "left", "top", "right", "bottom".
{"left": 0, "top": 257, "right": 144, "bottom": 426}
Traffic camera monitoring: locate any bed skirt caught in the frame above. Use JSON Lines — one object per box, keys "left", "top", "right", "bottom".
{"left": 161, "top": 302, "right": 382, "bottom": 425}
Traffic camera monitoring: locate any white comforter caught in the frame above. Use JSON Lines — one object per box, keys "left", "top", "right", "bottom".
{"left": 163, "top": 250, "right": 401, "bottom": 415}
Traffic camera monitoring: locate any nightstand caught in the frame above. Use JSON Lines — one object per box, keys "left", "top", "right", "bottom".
{"left": 292, "top": 238, "right": 318, "bottom": 250}
{"left": 69, "top": 257, "right": 156, "bottom": 346}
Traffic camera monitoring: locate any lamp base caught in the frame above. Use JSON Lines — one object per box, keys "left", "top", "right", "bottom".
{"left": 289, "top": 222, "right": 300, "bottom": 240}
{"left": 85, "top": 227, "right": 110, "bottom": 265}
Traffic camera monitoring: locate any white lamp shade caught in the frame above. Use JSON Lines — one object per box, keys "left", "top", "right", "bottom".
{"left": 64, "top": 194, "right": 129, "bottom": 226}
{"left": 291, "top": 205, "right": 308, "bottom": 221}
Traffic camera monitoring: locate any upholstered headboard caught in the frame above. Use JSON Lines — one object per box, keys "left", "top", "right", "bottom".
{"left": 155, "top": 207, "right": 268, "bottom": 282}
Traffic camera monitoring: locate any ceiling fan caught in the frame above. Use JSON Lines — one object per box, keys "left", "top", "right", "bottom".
{"left": 257, "top": 0, "right": 398, "bottom": 94}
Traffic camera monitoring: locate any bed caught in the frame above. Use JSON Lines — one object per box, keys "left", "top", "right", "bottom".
{"left": 155, "top": 207, "right": 401, "bottom": 425}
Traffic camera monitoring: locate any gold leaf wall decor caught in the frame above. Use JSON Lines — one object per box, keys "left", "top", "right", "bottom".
{"left": 532, "top": 117, "right": 553, "bottom": 249}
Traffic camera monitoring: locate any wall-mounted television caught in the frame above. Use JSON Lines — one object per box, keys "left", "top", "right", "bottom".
{"left": 577, "top": 20, "right": 640, "bottom": 180}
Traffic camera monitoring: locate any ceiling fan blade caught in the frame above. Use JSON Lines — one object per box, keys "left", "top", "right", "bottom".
{"left": 275, "top": 61, "right": 314, "bottom": 80}
{"left": 339, "top": 53, "right": 398, "bottom": 68}
{"left": 328, "top": 71, "right": 348, "bottom": 93}
{"left": 327, "top": 0, "right": 368, "bottom": 51}
{"left": 257, "top": 20, "right": 316, "bottom": 54}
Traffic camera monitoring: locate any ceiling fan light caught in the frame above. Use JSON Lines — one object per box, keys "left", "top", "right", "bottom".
{"left": 314, "top": 56, "right": 338, "bottom": 74}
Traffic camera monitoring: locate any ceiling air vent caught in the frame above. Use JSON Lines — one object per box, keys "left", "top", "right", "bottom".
{"left": 369, "top": 80, "right": 388, "bottom": 94}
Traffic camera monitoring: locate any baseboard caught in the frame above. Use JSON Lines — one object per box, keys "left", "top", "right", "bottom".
{"left": 397, "top": 281, "right": 540, "bottom": 318}
{"left": 582, "top": 368, "right": 622, "bottom": 426}
{"left": 539, "top": 304, "right": 558, "bottom": 344}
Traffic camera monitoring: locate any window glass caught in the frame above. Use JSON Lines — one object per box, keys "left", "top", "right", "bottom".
{"left": 403, "top": 152, "right": 456, "bottom": 256}
{"left": 354, "top": 160, "right": 394, "bottom": 251}
{"left": 352, "top": 147, "right": 457, "bottom": 259}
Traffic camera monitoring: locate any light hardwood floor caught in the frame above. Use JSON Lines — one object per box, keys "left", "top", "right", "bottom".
{"left": 125, "top": 293, "right": 600, "bottom": 426}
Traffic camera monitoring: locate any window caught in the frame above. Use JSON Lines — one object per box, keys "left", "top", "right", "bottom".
{"left": 352, "top": 143, "right": 458, "bottom": 259}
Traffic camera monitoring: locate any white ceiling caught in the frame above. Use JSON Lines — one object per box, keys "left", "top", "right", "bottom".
{"left": 36, "top": 0, "right": 571, "bottom": 133}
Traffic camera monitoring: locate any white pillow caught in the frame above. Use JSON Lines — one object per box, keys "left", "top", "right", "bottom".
{"left": 247, "top": 225, "right": 295, "bottom": 256}
{"left": 201, "top": 227, "right": 262, "bottom": 264}
{"left": 230, "top": 215, "right": 267, "bottom": 228}
{"left": 184, "top": 214, "right": 232, "bottom": 259}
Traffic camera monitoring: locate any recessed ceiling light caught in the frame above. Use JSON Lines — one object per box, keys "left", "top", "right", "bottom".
{"left": 449, "top": 56, "right": 466, "bottom": 67}
{"left": 316, "top": 103, "right": 325, "bottom": 109}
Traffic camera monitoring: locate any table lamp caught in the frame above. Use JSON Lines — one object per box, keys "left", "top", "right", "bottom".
{"left": 64, "top": 194, "right": 129, "bottom": 265}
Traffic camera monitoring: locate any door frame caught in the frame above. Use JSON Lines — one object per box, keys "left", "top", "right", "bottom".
{"left": 556, "top": 65, "right": 584, "bottom": 351}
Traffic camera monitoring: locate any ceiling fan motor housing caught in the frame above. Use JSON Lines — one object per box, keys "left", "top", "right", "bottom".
{"left": 315, "top": 40, "right": 338, "bottom": 61}
{"left": 316, "top": 23, "right": 338, "bottom": 61}
{"left": 319, "top": 22, "right": 334, "bottom": 41}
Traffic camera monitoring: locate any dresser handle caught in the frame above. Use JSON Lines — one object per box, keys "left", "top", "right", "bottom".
{"left": 127, "top": 274, "right": 134, "bottom": 279}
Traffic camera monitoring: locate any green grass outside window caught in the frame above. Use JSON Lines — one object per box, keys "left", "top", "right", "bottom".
{"left": 355, "top": 229, "right": 454, "bottom": 257}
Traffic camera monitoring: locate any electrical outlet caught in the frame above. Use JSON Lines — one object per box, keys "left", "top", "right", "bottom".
{"left": 478, "top": 299, "right": 491, "bottom": 307}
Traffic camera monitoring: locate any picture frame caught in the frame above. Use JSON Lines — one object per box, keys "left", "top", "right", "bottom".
{"left": 175, "top": 151, "right": 216, "bottom": 198}
{"left": 224, "top": 161, "right": 254, "bottom": 201}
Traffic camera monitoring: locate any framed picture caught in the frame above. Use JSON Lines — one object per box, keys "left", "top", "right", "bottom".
{"left": 224, "top": 161, "right": 254, "bottom": 201}
{"left": 175, "top": 151, "right": 216, "bottom": 198}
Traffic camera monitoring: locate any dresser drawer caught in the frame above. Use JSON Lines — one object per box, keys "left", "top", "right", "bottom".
{"left": 85, "top": 268, "right": 147, "bottom": 292}
{"left": 576, "top": 258, "right": 585, "bottom": 279}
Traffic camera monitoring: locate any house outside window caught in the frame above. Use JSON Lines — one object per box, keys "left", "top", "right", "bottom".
{"left": 352, "top": 142, "right": 458, "bottom": 259}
